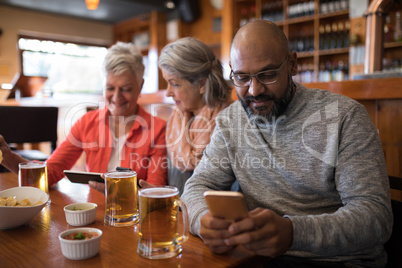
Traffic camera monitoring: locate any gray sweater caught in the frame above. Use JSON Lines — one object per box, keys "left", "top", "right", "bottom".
{"left": 181, "top": 83, "right": 392, "bottom": 267}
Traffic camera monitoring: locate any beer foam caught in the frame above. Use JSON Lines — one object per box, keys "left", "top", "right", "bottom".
{"left": 106, "top": 171, "right": 136, "bottom": 178}
{"left": 141, "top": 187, "right": 177, "bottom": 198}
{"left": 20, "top": 162, "right": 45, "bottom": 169}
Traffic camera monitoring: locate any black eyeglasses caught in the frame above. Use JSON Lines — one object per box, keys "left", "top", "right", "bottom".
{"left": 230, "top": 55, "right": 289, "bottom": 88}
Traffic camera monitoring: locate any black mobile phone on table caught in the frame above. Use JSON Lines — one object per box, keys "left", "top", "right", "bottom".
{"left": 63, "top": 170, "right": 104, "bottom": 184}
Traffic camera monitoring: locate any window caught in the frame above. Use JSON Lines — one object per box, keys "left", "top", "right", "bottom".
{"left": 19, "top": 37, "right": 107, "bottom": 95}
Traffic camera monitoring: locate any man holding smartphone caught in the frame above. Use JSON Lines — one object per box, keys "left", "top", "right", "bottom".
{"left": 181, "top": 20, "right": 392, "bottom": 267}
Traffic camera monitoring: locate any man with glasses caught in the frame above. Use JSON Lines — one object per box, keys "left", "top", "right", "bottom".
{"left": 182, "top": 20, "right": 392, "bottom": 267}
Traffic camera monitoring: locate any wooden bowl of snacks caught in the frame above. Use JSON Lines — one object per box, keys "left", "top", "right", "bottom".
{"left": 0, "top": 186, "right": 49, "bottom": 229}
{"left": 59, "top": 227, "right": 102, "bottom": 260}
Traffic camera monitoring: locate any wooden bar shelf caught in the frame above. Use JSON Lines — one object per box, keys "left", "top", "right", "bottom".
{"left": 318, "top": 9, "right": 349, "bottom": 19}
{"left": 286, "top": 15, "right": 315, "bottom": 25}
{"left": 319, "top": 47, "right": 350, "bottom": 56}
{"left": 384, "top": 41, "right": 402, "bottom": 49}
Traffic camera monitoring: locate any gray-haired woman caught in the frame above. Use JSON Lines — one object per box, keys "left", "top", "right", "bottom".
{"left": 157, "top": 37, "right": 233, "bottom": 195}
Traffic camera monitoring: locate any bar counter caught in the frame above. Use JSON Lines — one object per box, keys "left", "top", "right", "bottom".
{"left": 0, "top": 172, "right": 267, "bottom": 267}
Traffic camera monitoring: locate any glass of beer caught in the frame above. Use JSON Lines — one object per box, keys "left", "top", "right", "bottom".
{"left": 18, "top": 161, "right": 49, "bottom": 195}
{"left": 104, "top": 170, "right": 138, "bottom": 227}
{"left": 137, "top": 186, "right": 189, "bottom": 259}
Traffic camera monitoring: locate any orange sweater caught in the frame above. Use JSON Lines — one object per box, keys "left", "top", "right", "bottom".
{"left": 47, "top": 105, "right": 167, "bottom": 186}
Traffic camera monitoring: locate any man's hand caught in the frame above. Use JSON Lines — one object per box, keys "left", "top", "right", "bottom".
{"left": 200, "top": 211, "right": 235, "bottom": 254}
{"left": 224, "top": 207, "right": 293, "bottom": 258}
{"left": 138, "top": 179, "right": 155, "bottom": 189}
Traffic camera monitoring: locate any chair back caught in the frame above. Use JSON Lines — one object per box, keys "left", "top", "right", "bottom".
{"left": 385, "top": 176, "right": 402, "bottom": 268}
{"left": 0, "top": 106, "right": 58, "bottom": 151}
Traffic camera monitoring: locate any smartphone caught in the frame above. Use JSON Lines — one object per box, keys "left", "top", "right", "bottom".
{"left": 204, "top": 191, "right": 249, "bottom": 222}
{"left": 63, "top": 170, "right": 104, "bottom": 184}
{"left": 115, "top": 167, "right": 141, "bottom": 188}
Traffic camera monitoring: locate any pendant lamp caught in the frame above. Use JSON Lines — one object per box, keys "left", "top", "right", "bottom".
{"left": 85, "top": 0, "right": 99, "bottom": 10}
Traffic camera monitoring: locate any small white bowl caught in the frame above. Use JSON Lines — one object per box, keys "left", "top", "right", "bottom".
{"left": 64, "top": 203, "right": 97, "bottom": 226}
{"left": 59, "top": 227, "right": 102, "bottom": 260}
{"left": 0, "top": 186, "right": 49, "bottom": 229}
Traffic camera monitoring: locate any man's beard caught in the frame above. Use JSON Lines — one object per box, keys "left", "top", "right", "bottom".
{"left": 238, "top": 74, "right": 294, "bottom": 124}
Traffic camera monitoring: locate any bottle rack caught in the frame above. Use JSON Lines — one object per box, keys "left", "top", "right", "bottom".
{"left": 229, "top": 0, "right": 351, "bottom": 82}
{"left": 113, "top": 11, "right": 167, "bottom": 91}
{"left": 382, "top": 2, "right": 402, "bottom": 72}
{"left": 228, "top": 0, "right": 402, "bottom": 82}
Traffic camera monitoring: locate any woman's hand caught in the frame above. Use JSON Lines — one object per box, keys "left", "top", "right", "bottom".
{"left": 88, "top": 180, "right": 105, "bottom": 194}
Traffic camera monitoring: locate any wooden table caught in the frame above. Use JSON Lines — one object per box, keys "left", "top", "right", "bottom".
{"left": 0, "top": 172, "right": 265, "bottom": 268}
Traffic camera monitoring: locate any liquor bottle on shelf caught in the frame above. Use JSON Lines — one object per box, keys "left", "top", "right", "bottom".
{"left": 337, "top": 21, "right": 345, "bottom": 48}
{"left": 331, "top": 61, "right": 338, "bottom": 80}
{"left": 296, "top": 63, "right": 316, "bottom": 83}
{"left": 321, "top": 0, "right": 328, "bottom": 14}
{"left": 288, "top": 3, "right": 295, "bottom": 19}
{"left": 306, "top": 29, "right": 314, "bottom": 51}
{"left": 288, "top": 1, "right": 314, "bottom": 19}
{"left": 333, "top": 61, "right": 341, "bottom": 81}
{"left": 239, "top": 8, "right": 248, "bottom": 27}
{"left": 384, "top": 15, "right": 394, "bottom": 43}
{"left": 319, "top": 25, "right": 326, "bottom": 50}
{"left": 303, "top": 1, "right": 314, "bottom": 16}
{"left": 294, "top": 64, "right": 302, "bottom": 83}
{"left": 323, "top": 24, "right": 332, "bottom": 50}
{"left": 318, "top": 62, "right": 331, "bottom": 82}
{"left": 318, "top": 63, "right": 325, "bottom": 81}
{"left": 326, "top": 61, "right": 333, "bottom": 81}
{"left": 340, "top": 0, "right": 348, "bottom": 10}
{"left": 297, "top": 31, "right": 305, "bottom": 52}
{"left": 302, "top": 2, "right": 309, "bottom": 16}
{"left": 302, "top": 63, "right": 312, "bottom": 83}
{"left": 274, "top": 1, "right": 284, "bottom": 21}
{"left": 249, "top": 5, "right": 256, "bottom": 22}
{"left": 394, "top": 11, "right": 402, "bottom": 42}
{"left": 328, "top": 0, "right": 335, "bottom": 13}
{"left": 309, "top": 1, "right": 315, "bottom": 16}
{"left": 289, "top": 33, "right": 295, "bottom": 52}
{"left": 344, "top": 21, "right": 350, "bottom": 47}
{"left": 278, "top": 1, "right": 284, "bottom": 21}
{"left": 330, "top": 23, "right": 338, "bottom": 49}
{"left": 334, "top": 0, "right": 341, "bottom": 12}
{"left": 344, "top": 61, "right": 349, "bottom": 80}
{"left": 333, "top": 60, "right": 348, "bottom": 81}
{"left": 261, "top": 2, "right": 271, "bottom": 21}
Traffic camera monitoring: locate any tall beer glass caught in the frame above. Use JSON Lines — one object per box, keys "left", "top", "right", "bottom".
{"left": 137, "top": 186, "right": 189, "bottom": 259}
{"left": 104, "top": 170, "right": 138, "bottom": 227}
{"left": 18, "top": 161, "right": 49, "bottom": 195}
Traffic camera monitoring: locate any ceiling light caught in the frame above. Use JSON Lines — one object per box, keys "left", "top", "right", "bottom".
{"left": 85, "top": 0, "right": 99, "bottom": 10}
{"left": 165, "top": 0, "right": 175, "bottom": 9}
